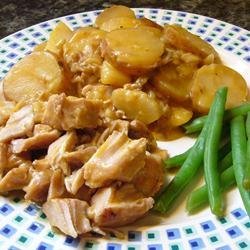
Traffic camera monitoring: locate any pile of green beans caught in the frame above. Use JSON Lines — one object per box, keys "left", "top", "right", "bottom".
{"left": 155, "top": 88, "right": 250, "bottom": 217}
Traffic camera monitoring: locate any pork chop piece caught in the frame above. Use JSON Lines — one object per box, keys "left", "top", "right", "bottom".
{"left": 0, "top": 101, "right": 15, "bottom": 126}
{"left": 64, "top": 168, "right": 86, "bottom": 195}
{"left": 41, "top": 93, "right": 63, "bottom": 130}
{"left": 132, "top": 152, "right": 165, "bottom": 197}
{"left": 42, "top": 198, "right": 91, "bottom": 238}
{"left": 0, "top": 142, "right": 8, "bottom": 178}
{"left": 47, "top": 169, "right": 65, "bottom": 200}
{"left": 63, "top": 145, "right": 97, "bottom": 169}
{"left": 32, "top": 158, "right": 50, "bottom": 171}
{"left": 88, "top": 184, "right": 154, "bottom": 227}
{"left": 42, "top": 93, "right": 101, "bottom": 130}
{"left": 5, "top": 152, "right": 32, "bottom": 173}
{"left": 84, "top": 131, "right": 147, "bottom": 188}
{"left": 24, "top": 168, "right": 52, "bottom": 203}
{"left": 11, "top": 124, "right": 61, "bottom": 153}
{"left": 94, "top": 119, "right": 129, "bottom": 147}
{"left": 0, "top": 165, "right": 31, "bottom": 192}
{"left": 0, "top": 105, "right": 34, "bottom": 142}
{"left": 46, "top": 131, "right": 77, "bottom": 175}
{"left": 64, "top": 169, "right": 95, "bottom": 202}
{"left": 129, "top": 119, "right": 157, "bottom": 151}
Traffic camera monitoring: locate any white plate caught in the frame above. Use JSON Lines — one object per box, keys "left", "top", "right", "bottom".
{"left": 0, "top": 8, "right": 249, "bottom": 250}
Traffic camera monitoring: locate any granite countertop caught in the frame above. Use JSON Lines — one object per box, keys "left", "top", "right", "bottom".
{"left": 0, "top": 0, "right": 249, "bottom": 38}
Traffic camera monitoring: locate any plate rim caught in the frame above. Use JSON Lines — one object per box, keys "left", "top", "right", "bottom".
{"left": 0, "top": 7, "right": 249, "bottom": 250}
{"left": 0, "top": 7, "right": 249, "bottom": 43}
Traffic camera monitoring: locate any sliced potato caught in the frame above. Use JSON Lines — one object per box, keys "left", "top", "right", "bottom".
{"left": 99, "top": 16, "right": 163, "bottom": 32}
{"left": 168, "top": 106, "right": 193, "bottom": 127}
{"left": 103, "top": 27, "right": 164, "bottom": 73}
{"left": 83, "top": 84, "right": 113, "bottom": 101}
{"left": 0, "top": 81, "right": 7, "bottom": 102}
{"left": 112, "top": 88, "right": 165, "bottom": 124}
{"left": 99, "top": 17, "right": 139, "bottom": 32}
{"left": 45, "top": 21, "right": 73, "bottom": 57}
{"left": 3, "top": 52, "right": 63, "bottom": 103}
{"left": 63, "top": 27, "right": 105, "bottom": 69}
{"left": 100, "top": 60, "right": 131, "bottom": 86}
{"left": 64, "top": 27, "right": 106, "bottom": 52}
{"left": 163, "top": 25, "right": 220, "bottom": 63}
{"left": 137, "top": 17, "right": 163, "bottom": 30}
{"left": 95, "top": 5, "right": 136, "bottom": 28}
{"left": 153, "top": 64, "right": 195, "bottom": 102}
{"left": 190, "top": 64, "right": 249, "bottom": 113}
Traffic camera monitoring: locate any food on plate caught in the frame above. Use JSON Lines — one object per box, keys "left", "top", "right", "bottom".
{"left": 183, "top": 102, "right": 250, "bottom": 134}
{"left": 45, "top": 21, "right": 73, "bottom": 57}
{"left": 95, "top": 5, "right": 136, "bottom": 28}
{"left": 186, "top": 166, "right": 235, "bottom": 213}
{"left": 0, "top": 5, "right": 249, "bottom": 238}
{"left": 163, "top": 24, "right": 220, "bottom": 63}
{"left": 111, "top": 88, "right": 165, "bottom": 124}
{"left": 103, "top": 27, "right": 165, "bottom": 73}
{"left": 191, "top": 64, "right": 248, "bottom": 113}
{"left": 3, "top": 52, "right": 64, "bottom": 104}
{"left": 43, "top": 198, "right": 91, "bottom": 238}
{"left": 202, "top": 87, "right": 227, "bottom": 217}
{"left": 160, "top": 89, "right": 250, "bottom": 217}
{"left": 100, "top": 60, "right": 131, "bottom": 86}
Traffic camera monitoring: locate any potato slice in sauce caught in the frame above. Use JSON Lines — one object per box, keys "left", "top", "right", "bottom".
{"left": 190, "top": 64, "right": 249, "bottom": 113}
{"left": 3, "top": 52, "right": 63, "bottom": 104}
{"left": 103, "top": 27, "right": 164, "bottom": 74}
{"left": 95, "top": 5, "right": 136, "bottom": 28}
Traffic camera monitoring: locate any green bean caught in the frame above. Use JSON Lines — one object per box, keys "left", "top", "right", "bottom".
{"left": 230, "top": 115, "right": 250, "bottom": 216}
{"left": 154, "top": 124, "right": 208, "bottom": 213}
{"left": 184, "top": 102, "right": 250, "bottom": 134}
{"left": 183, "top": 116, "right": 206, "bottom": 134}
{"left": 154, "top": 88, "right": 226, "bottom": 213}
{"left": 163, "top": 149, "right": 191, "bottom": 168}
{"left": 218, "top": 139, "right": 231, "bottom": 160}
{"left": 164, "top": 140, "right": 230, "bottom": 169}
{"left": 219, "top": 151, "right": 232, "bottom": 172}
{"left": 204, "top": 87, "right": 227, "bottom": 217}
{"left": 186, "top": 166, "right": 235, "bottom": 214}
{"left": 243, "top": 112, "right": 250, "bottom": 190}
{"left": 187, "top": 150, "right": 233, "bottom": 213}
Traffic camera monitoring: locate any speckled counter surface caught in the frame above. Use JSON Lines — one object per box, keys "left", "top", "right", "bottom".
{"left": 0, "top": 0, "right": 249, "bottom": 38}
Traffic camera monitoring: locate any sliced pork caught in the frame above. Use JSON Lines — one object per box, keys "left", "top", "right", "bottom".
{"left": 0, "top": 143, "right": 8, "bottom": 178}
{"left": 132, "top": 152, "right": 165, "bottom": 197}
{"left": 0, "top": 105, "right": 34, "bottom": 142}
{"left": 47, "top": 169, "right": 65, "bottom": 200}
{"left": 43, "top": 198, "right": 91, "bottom": 238}
{"left": 89, "top": 184, "right": 154, "bottom": 227}
{"left": 24, "top": 169, "right": 52, "bottom": 202}
{"left": 0, "top": 165, "right": 30, "bottom": 192}
{"left": 63, "top": 145, "right": 97, "bottom": 168}
{"left": 42, "top": 94, "right": 101, "bottom": 130}
{"left": 84, "top": 131, "right": 147, "bottom": 188}
{"left": 11, "top": 124, "right": 61, "bottom": 153}
{"left": 46, "top": 131, "right": 77, "bottom": 175}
